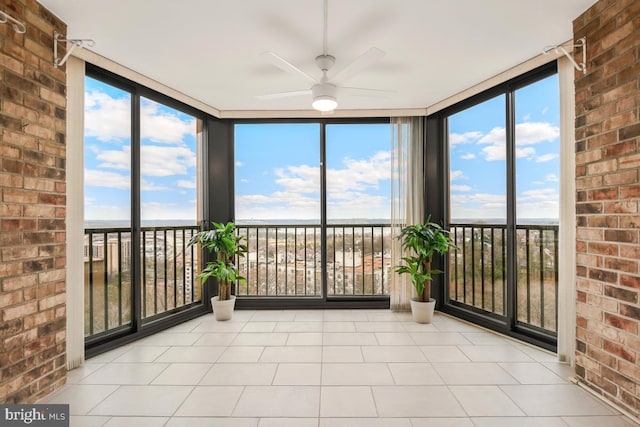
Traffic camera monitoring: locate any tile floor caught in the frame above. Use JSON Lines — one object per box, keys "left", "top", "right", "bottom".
{"left": 41, "top": 310, "right": 639, "bottom": 426}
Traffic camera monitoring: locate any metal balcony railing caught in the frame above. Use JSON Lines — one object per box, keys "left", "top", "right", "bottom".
{"left": 449, "top": 223, "right": 559, "bottom": 333}
{"left": 235, "top": 224, "right": 393, "bottom": 297}
{"left": 84, "top": 225, "right": 201, "bottom": 338}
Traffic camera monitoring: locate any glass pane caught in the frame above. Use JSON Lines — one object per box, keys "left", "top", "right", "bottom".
{"left": 139, "top": 97, "right": 202, "bottom": 318}
{"left": 326, "top": 124, "right": 392, "bottom": 296}
{"left": 84, "top": 76, "right": 132, "bottom": 335}
{"left": 234, "top": 123, "right": 321, "bottom": 296}
{"left": 448, "top": 94, "right": 507, "bottom": 315}
{"left": 515, "top": 74, "right": 560, "bottom": 332}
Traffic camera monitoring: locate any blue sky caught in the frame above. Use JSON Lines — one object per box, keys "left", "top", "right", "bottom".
{"left": 85, "top": 74, "right": 558, "bottom": 224}
{"left": 84, "top": 77, "right": 199, "bottom": 223}
{"left": 449, "top": 74, "right": 560, "bottom": 222}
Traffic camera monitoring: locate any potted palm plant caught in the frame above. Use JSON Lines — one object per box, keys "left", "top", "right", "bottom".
{"left": 188, "top": 221, "right": 248, "bottom": 321}
{"left": 396, "top": 218, "right": 457, "bottom": 323}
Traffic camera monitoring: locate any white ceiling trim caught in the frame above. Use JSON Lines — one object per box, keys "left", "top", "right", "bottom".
{"left": 74, "top": 48, "right": 222, "bottom": 118}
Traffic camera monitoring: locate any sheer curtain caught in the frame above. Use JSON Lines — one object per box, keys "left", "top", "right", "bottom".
{"left": 390, "top": 117, "right": 425, "bottom": 311}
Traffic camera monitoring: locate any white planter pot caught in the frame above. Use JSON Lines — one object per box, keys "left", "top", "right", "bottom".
{"left": 410, "top": 297, "right": 436, "bottom": 324}
{"left": 211, "top": 295, "right": 236, "bottom": 321}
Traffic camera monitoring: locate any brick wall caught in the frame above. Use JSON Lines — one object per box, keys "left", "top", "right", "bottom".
{"left": 0, "top": 0, "right": 67, "bottom": 403}
{"left": 574, "top": 0, "right": 640, "bottom": 417}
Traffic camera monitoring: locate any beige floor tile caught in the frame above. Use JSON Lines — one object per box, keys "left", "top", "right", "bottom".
{"left": 287, "top": 332, "right": 323, "bottom": 345}
{"left": 151, "top": 363, "right": 212, "bottom": 385}
{"left": 500, "top": 384, "right": 618, "bottom": 416}
{"left": 135, "top": 332, "right": 203, "bottom": 346}
{"left": 111, "top": 346, "right": 169, "bottom": 363}
{"left": 167, "top": 417, "right": 258, "bottom": 427}
{"left": 361, "top": 346, "right": 427, "bottom": 362}
{"left": 39, "top": 384, "right": 119, "bottom": 415}
{"left": 89, "top": 385, "right": 193, "bottom": 416}
{"left": 320, "top": 386, "right": 377, "bottom": 417}
{"left": 410, "top": 418, "right": 474, "bottom": 426}
{"left": 192, "top": 333, "right": 238, "bottom": 346}
{"left": 232, "top": 332, "right": 289, "bottom": 346}
{"left": 241, "top": 322, "right": 277, "bottom": 333}
{"left": 103, "top": 416, "right": 168, "bottom": 426}
{"left": 374, "top": 332, "right": 415, "bottom": 345}
{"left": 458, "top": 345, "right": 533, "bottom": 362}
{"left": 433, "top": 362, "right": 518, "bottom": 385}
{"left": 355, "top": 321, "right": 406, "bottom": 332}
{"left": 562, "top": 416, "right": 639, "bottom": 426}
{"left": 472, "top": 417, "right": 568, "bottom": 427}
{"left": 323, "top": 332, "right": 377, "bottom": 346}
{"left": 449, "top": 385, "right": 525, "bottom": 416}
{"left": 322, "top": 363, "right": 393, "bottom": 385}
{"left": 259, "top": 418, "right": 318, "bottom": 427}
{"left": 293, "top": 310, "right": 324, "bottom": 321}
{"left": 419, "top": 345, "right": 470, "bottom": 362}
{"left": 321, "top": 419, "right": 412, "bottom": 427}
{"left": 80, "top": 363, "right": 169, "bottom": 385}
{"left": 68, "top": 416, "right": 111, "bottom": 426}
{"left": 217, "top": 346, "right": 265, "bottom": 363}
{"left": 174, "top": 386, "right": 244, "bottom": 416}
{"left": 410, "top": 332, "right": 472, "bottom": 345}
{"left": 200, "top": 363, "right": 277, "bottom": 385}
{"left": 498, "top": 362, "right": 569, "bottom": 384}
{"left": 155, "top": 346, "right": 225, "bottom": 363}
{"left": 259, "top": 346, "right": 322, "bottom": 363}
{"left": 66, "top": 364, "right": 105, "bottom": 384}
{"left": 233, "top": 386, "right": 320, "bottom": 417}
{"left": 322, "top": 346, "right": 363, "bottom": 363}
{"left": 388, "top": 363, "right": 444, "bottom": 385}
{"left": 372, "top": 385, "right": 466, "bottom": 417}
{"left": 275, "top": 321, "right": 324, "bottom": 332}
{"left": 322, "top": 322, "right": 356, "bottom": 332}
{"left": 273, "top": 363, "right": 322, "bottom": 385}
{"left": 250, "top": 311, "right": 296, "bottom": 322}
{"left": 192, "top": 321, "right": 246, "bottom": 333}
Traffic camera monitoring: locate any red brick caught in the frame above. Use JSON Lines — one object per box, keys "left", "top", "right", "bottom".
{"left": 620, "top": 274, "right": 640, "bottom": 289}
{"left": 604, "top": 312, "right": 638, "bottom": 333}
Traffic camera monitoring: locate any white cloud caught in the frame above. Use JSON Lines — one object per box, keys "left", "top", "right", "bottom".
{"left": 449, "top": 131, "right": 482, "bottom": 146}
{"left": 237, "top": 151, "right": 391, "bottom": 220}
{"left": 85, "top": 90, "right": 196, "bottom": 145}
{"left": 85, "top": 91, "right": 131, "bottom": 142}
{"left": 236, "top": 161, "right": 244, "bottom": 167}
{"left": 545, "top": 173, "right": 559, "bottom": 182}
{"left": 523, "top": 113, "right": 531, "bottom": 121}
{"left": 95, "top": 145, "right": 196, "bottom": 177}
{"left": 85, "top": 169, "right": 130, "bottom": 189}
{"left": 451, "top": 185, "right": 472, "bottom": 192}
{"left": 176, "top": 180, "right": 196, "bottom": 189}
{"left": 450, "top": 170, "right": 464, "bottom": 181}
{"left": 450, "top": 192, "right": 506, "bottom": 220}
{"left": 461, "top": 153, "right": 476, "bottom": 160}
{"left": 240, "top": 179, "right": 249, "bottom": 183}
{"left": 141, "top": 179, "right": 169, "bottom": 191}
{"left": 536, "top": 153, "right": 559, "bottom": 163}
{"left": 477, "top": 122, "right": 559, "bottom": 161}
{"left": 542, "top": 107, "right": 549, "bottom": 115}
{"left": 517, "top": 187, "right": 559, "bottom": 219}
{"left": 139, "top": 99, "right": 196, "bottom": 144}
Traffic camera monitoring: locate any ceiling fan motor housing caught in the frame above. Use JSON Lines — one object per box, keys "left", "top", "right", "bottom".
{"left": 315, "top": 54, "right": 336, "bottom": 71}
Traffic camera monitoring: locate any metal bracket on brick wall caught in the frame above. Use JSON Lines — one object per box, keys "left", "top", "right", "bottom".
{"left": 54, "top": 31, "right": 95, "bottom": 68}
{"left": 0, "top": 10, "right": 26, "bottom": 33}
{"left": 543, "top": 37, "right": 587, "bottom": 74}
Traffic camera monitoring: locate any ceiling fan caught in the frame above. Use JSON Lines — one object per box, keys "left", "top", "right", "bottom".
{"left": 257, "top": 0, "right": 391, "bottom": 112}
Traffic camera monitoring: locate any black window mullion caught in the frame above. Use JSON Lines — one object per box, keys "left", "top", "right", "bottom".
{"left": 505, "top": 90, "right": 517, "bottom": 332}
{"left": 131, "top": 91, "right": 142, "bottom": 331}
{"left": 320, "top": 123, "right": 328, "bottom": 302}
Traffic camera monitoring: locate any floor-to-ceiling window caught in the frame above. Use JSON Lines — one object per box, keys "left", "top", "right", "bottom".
{"left": 234, "top": 121, "right": 392, "bottom": 306}
{"left": 84, "top": 66, "right": 206, "bottom": 353}
{"left": 444, "top": 63, "right": 560, "bottom": 349}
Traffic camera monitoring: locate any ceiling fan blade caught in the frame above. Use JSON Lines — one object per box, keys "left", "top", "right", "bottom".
{"left": 341, "top": 86, "right": 395, "bottom": 98}
{"left": 330, "top": 47, "right": 385, "bottom": 84}
{"left": 262, "top": 51, "right": 318, "bottom": 84}
{"left": 256, "top": 89, "right": 312, "bottom": 100}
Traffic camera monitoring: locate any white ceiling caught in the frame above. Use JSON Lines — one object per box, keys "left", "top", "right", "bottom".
{"left": 40, "top": 0, "right": 595, "bottom": 114}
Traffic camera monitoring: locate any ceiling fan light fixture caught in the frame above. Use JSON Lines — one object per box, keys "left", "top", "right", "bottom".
{"left": 312, "top": 95, "right": 337, "bottom": 112}
{"left": 312, "top": 83, "right": 338, "bottom": 111}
